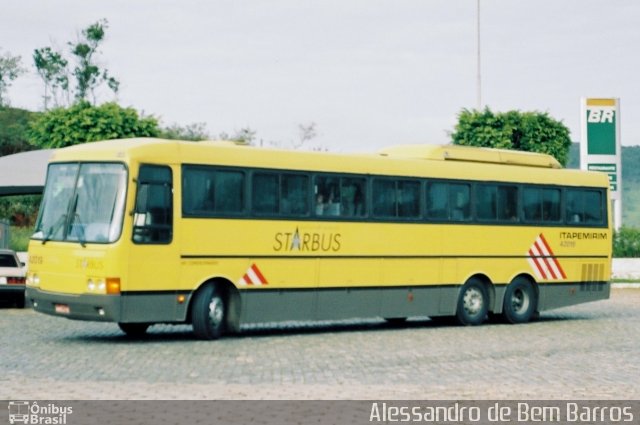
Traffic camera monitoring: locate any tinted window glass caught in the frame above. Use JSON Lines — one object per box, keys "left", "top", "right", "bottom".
{"left": 0, "top": 254, "right": 18, "bottom": 268}
{"left": 133, "top": 165, "right": 172, "bottom": 244}
{"left": 281, "top": 174, "right": 309, "bottom": 215}
{"left": 450, "top": 183, "right": 471, "bottom": 221}
{"left": 252, "top": 173, "right": 278, "bottom": 214}
{"left": 477, "top": 185, "right": 497, "bottom": 220}
{"left": 215, "top": 171, "right": 244, "bottom": 213}
{"left": 584, "top": 190, "right": 603, "bottom": 224}
{"left": 183, "top": 167, "right": 244, "bottom": 215}
{"left": 566, "top": 188, "right": 604, "bottom": 225}
{"left": 524, "top": 187, "right": 561, "bottom": 222}
{"left": 543, "top": 188, "right": 561, "bottom": 221}
{"left": 372, "top": 179, "right": 396, "bottom": 218}
{"left": 314, "top": 176, "right": 367, "bottom": 218}
{"left": 497, "top": 186, "right": 518, "bottom": 221}
{"left": 315, "top": 176, "right": 341, "bottom": 216}
{"left": 427, "top": 182, "right": 448, "bottom": 219}
{"left": 398, "top": 180, "right": 420, "bottom": 218}
{"left": 340, "top": 177, "right": 366, "bottom": 217}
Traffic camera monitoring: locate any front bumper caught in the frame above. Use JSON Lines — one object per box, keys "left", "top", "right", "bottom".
{"left": 26, "top": 287, "right": 122, "bottom": 322}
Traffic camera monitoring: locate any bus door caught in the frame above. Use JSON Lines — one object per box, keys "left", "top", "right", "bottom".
{"left": 126, "top": 164, "right": 181, "bottom": 322}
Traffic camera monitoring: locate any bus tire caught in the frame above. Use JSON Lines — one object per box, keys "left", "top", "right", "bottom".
{"left": 118, "top": 322, "right": 150, "bottom": 337}
{"left": 455, "top": 278, "right": 488, "bottom": 326}
{"left": 502, "top": 277, "right": 537, "bottom": 324}
{"left": 191, "top": 284, "right": 225, "bottom": 340}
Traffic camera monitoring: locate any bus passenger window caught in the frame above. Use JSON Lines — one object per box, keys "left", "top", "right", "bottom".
{"left": 543, "top": 189, "right": 561, "bottom": 221}
{"left": 567, "top": 189, "right": 604, "bottom": 225}
{"left": 427, "top": 182, "right": 448, "bottom": 219}
{"left": 214, "top": 171, "right": 244, "bottom": 213}
{"left": 497, "top": 186, "right": 518, "bottom": 221}
{"left": 584, "top": 191, "right": 603, "bottom": 224}
{"left": 281, "top": 174, "right": 309, "bottom": 216}
{"left": 524, "top": 187, "right": 560, "bottom": 223}
{"left": 398, "top": 180, "right": 420, "bottom": 218}
{"left": 252, "top": 173, "right": 278, "bottom": 214}
{"left": 450, "top": 183, "right": 470, "bottom": 221}
{"left": 477, "top": 185, "right": 497, "bottom": 220}
{"left": 566, "top": 189, "right": 583, "bottom": 223}
{"left": 315, "top": 176, "right": 340, "bottom": 216}
{"left": 341, "top": 177, "right": 366, "bottom": 217}
{"left": 372, "top": 179, "right": 396, "bottom": 218}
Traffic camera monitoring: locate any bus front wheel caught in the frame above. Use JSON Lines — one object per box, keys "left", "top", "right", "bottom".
{"left": 502, "top": 277, "right": 537, "bottom": 324}
{"left": 455, "top": 278, "right": 488, "bottom": 326}
{"left": 191, "top": 284, "right": 226, "bottom": 340}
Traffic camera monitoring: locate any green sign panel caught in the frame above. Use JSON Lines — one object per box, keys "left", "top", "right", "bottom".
{"left": 588, "top": 163, "right": 617, "bottom": 191}
{"left": 586, "top": 109, "right": 616, "bottom": 155}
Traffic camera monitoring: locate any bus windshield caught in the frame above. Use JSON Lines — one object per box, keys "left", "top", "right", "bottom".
{"left": 33, "top": 163, "right": 128, "bottom": 244}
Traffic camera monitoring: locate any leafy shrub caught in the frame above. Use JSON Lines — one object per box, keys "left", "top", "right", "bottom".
{"left": 613, "top": 227, "right": 640, "bottom": 258}
{"left": 9, "top": 226, "right": 33, "bottom": 252}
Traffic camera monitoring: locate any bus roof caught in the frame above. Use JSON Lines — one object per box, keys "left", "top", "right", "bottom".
{"left": 48, "top": 138, "right": 607, "bottom": 188}
{"left": 378, "top": 144, "right": 562, "bottom": 169}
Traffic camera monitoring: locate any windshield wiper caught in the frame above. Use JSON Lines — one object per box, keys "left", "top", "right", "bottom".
{"left": 42, "top": 213, "right": 67, "bottom": 245}
{"left": 70, "top": 212, "right": 87, "bottom": 247}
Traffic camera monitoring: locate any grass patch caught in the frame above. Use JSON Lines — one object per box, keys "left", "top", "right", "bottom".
{"left": 9, "top": 226, "right": 34, "bottom": 251}
{"left": 611, "top": 278, "right": 640, "bottom": 284}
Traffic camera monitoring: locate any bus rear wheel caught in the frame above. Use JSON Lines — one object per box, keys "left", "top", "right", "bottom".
{"left": 455, "top": 278, "right": 488, "bottom": 326}
{"left": 502, "top": 277, "right": 537, "bottom": 324}
{"left": 191, "top": 284, "right": 226, "bottom": 340}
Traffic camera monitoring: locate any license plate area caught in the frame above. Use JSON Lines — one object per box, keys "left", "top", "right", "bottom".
{"left": 54, "top": 304, "right": 70, "bottom": 314}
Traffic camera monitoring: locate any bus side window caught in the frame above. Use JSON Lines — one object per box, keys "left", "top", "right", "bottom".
{"left": 252, "top": 173, "right": 278, "bottom": 214}
{"left": 281, "top": 174, "right": 309, "bottom": 216}
{"left": 398, "top": 180, "right": 420, "bottom": 218}
{"left": 315, "top": 176, "right": 340, "bottom": 216}
{"left": 341, "top": 177, "right": 366, "bottom": 217}
{"left": 133, "top": 165, "right": 173, "bottom": 244}
{"left": 583, "top": 190, "right": 603, "bottom": 224}
{"left": 566, "top": 189, "right": 583, "bottom": 223}
{"left": 497, "top": 186, "right": 518, "bottom": 221}
{"left": 427, "top": 182, "right": 448, "bottom": 220}
{"left": 567, "top": 188, "right": 604, "bottom": 225}
{"left": 372, "top": 179, "right": 396, "bottom": 218}
{"left": 450, "top": 183, "right": 470, "bottom": 221}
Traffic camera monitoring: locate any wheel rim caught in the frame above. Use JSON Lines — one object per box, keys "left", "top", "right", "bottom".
{"left": 510, "top": 287, "right": 530, "bottom": 314}
{"left": 463, "top": 287, "right": 484, "bottom": 316}
{"left": 208, "top": 296, "right": 224, "bottom": 328}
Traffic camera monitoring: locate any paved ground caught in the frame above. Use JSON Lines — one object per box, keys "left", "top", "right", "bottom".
{"left": 1, "top": 288, "right": 638, "bottom": 400}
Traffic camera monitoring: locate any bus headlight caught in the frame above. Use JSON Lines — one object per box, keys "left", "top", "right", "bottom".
{"left": 26, "top": 273, "right": 40, "bottom": 287}
{"left": 87, "top": 277, "right": 120, "bottom": 294}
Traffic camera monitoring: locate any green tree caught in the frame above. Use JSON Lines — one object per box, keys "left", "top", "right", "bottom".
{"left": 70, "top": 19, "right": 119, "bottom": 102}
{"left": 160, "top": 122, "right": 210, "bottom": 141}
{"left": 451, "top": 108, "right": 572, "bottom": 166}
{"left": 0, "top": 107, "right": 38, "bottom": 156}
{"left": 33, "top": 19, "right": 119, "bottom": 106}
{"left": 29, "top": 101, "right": 159, "bottom": 149}
{"left": 0, "top": 49, "right": 26, "bottom": 107}
{"left": 33, "top": 47, "right": 69, "bottom": 109}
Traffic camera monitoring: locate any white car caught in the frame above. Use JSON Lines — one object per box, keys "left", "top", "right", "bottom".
{"left": 0, "top": 249, "right": 26, "bottom": 308}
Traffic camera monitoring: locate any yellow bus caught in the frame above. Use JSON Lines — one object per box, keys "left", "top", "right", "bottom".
{"left": 26, "top": 138, "right": 611, "bottom": 339}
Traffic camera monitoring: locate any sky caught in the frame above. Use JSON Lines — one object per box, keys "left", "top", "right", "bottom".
{"left": 2, "top": 0, "right": 639, "bottom": 152}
